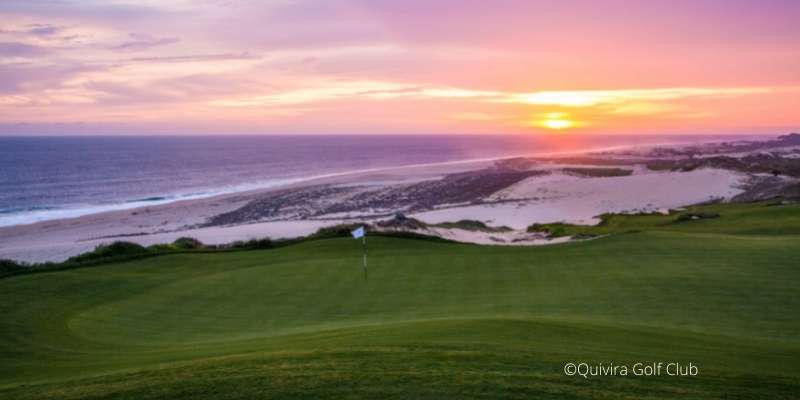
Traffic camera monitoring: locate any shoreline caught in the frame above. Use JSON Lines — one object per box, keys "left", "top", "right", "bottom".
{"left": 0, "top": 137, "right": 742, "bottom": 229}
{"left": 2, "top": 134, "right": 799, "bottom": 263}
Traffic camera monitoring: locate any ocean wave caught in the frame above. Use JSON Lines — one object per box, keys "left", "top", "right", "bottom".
{"left": 0, "top": 205, "right": 58, "bottom": 215}
{"left": 0, "top": 138, "right": 724, "bottom": 228}
{"left": 125, "top": 196, "right": 168, "bottom": 203}
{"left": 0, "top": 156, "right": 504, "bottom": 228}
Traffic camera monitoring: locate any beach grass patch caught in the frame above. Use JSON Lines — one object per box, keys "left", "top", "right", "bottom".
{"left": 66, "top": 241, "right": 149, "bottom": 264}
{"left": 562, "top": 167, "right": 634, "bottom": 177}
{"left": 433, "top": 219, "right": 513, "bottom": 232}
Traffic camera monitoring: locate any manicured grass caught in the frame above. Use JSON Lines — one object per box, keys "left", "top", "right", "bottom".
{"left": 2, "top": 204, "right": 800, "bottom": 399}
{"left": 528, "top": 201, "right": 800, "bottom": 237}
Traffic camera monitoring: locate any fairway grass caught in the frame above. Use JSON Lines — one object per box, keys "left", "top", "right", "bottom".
{"left": 2, "top": 203, "right": 799, "bottom": 399}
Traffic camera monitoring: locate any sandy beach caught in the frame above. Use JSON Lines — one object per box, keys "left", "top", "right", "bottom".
{"left": 2, "top": 135, "right": 799, "bottom": 263}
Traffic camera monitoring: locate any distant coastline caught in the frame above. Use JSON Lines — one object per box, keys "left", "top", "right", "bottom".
{"left": 2, "top": 134, "right": 798, "bottom": 263}
{"left": 0, "top": 134, "right": 763, "bottom": 228}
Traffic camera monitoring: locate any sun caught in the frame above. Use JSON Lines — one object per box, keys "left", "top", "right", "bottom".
{"left": 537, "top": 112, "right": 575, "bottom": 130}
{"left": 542, "top": 118, "right": 574, "bottom": 130}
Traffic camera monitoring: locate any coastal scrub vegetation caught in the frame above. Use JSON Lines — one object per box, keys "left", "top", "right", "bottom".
{"left": 0, "top": 223, "right": 453, "bottom": 279}
{"left": 527, "top": 201, "right": 800, "bottom": 237}
{"left": 645, "top": 153, "right": 800, "bottom": 176}
{"left": 67, "top": 241, "right": 150, "bottom": 263}
{"left": 432, "top": 219, "right": 513, "bottom": 232}
{"left": 0, "top": 259, "right": 27, "bottom": 276}
{"left": 5, "top": 202, "right": 799, "bottom": 281}
{"left": 561, "top": 167, "right": 634, "bottom": 177}
{"left": 172, "top": 237, "right": 205, "bottom": 249}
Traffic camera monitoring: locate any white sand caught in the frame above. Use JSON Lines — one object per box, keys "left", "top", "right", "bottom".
{"left": 412, "top": 168, "right": 746, "bottom": 229}
{"left": 0, "top": 220, "right": 343, "bottom": 264}
{"left": 425, "top": 227, "right": 574, "bottom": 246}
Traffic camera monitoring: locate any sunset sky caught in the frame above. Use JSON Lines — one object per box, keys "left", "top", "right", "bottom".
{"left": 1, "top": 0, "right": 798, "bottom": 135}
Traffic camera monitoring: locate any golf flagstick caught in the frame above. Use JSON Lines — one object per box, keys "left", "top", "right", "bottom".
{"left": 362, "top": 235, "right": 368, "bottom": 282}
{"left": 351, "top": 226, "right": 367, "bottom": 282}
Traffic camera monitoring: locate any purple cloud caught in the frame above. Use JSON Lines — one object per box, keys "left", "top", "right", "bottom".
{"left": 111, "top": 33, "right": 179, "bottom": 52}
{"left": 0, "top": 23, "right": 65, "bottom": 37}
{"left": 0, "top": 1, "right": 164, "bottom": 21}
{"left": 0, "top": 61, "right": 103, "bottom": 93}
{"left": 128, "top": 52, "right": 259, "bottom": 63}
{"left": 25, "top": 23, "right": 64, "bottom": 36}
{"left": 0, "top": 42, "right": 50, "bottom": 57}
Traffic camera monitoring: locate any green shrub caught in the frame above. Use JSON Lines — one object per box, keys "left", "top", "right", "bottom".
{"left": 231, "top": 238, "right": 273, "bottom": 250}
{"left": 376, "top": 230, "right": 454, "bottom": 243}
{"left": 527, "top": 223, "right": 569, "bottom": 237}
{"left": 0, "top": 259, "right": 27, "bottom": 274}
{"left": 172, "top": 237, "right": 205, "bottom": 249}
{"left": 562, "top": 167, "right": 633, "bottom": 177}
{"left": 310, "top": 224, "right": 367, "bottom": 239}
{"left": 148, "top": 243, "right": 176, "bottom": 252}
{"left": 67, "top": 241, "right": 149, "bottom": 264}
{"left": 433, "top": 220, "right": 512, "bottom": 232}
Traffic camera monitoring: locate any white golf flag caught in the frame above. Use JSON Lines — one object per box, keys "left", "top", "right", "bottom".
{"left": 351, "top": 226, "right": 365, "bottom": 239}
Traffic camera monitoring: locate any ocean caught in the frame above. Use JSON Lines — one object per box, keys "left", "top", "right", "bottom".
{"left": 0, "top": 134, "right": 752, "bottom": 227}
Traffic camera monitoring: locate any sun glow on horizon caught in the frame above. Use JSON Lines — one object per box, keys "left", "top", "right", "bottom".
{"left": 539, "top": 113, "right": 576, "bottom": 130}
{"left": 543, "top": 119, "right": 573, "bottom": 130}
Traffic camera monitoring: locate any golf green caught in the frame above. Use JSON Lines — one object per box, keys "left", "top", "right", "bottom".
{"left": 2, "top": 203, "right": 799, "bottom": 399}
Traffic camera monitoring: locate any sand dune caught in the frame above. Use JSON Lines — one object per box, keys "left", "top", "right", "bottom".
{"left": 413, "top": 168, "right": 746, "bottom": 228}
